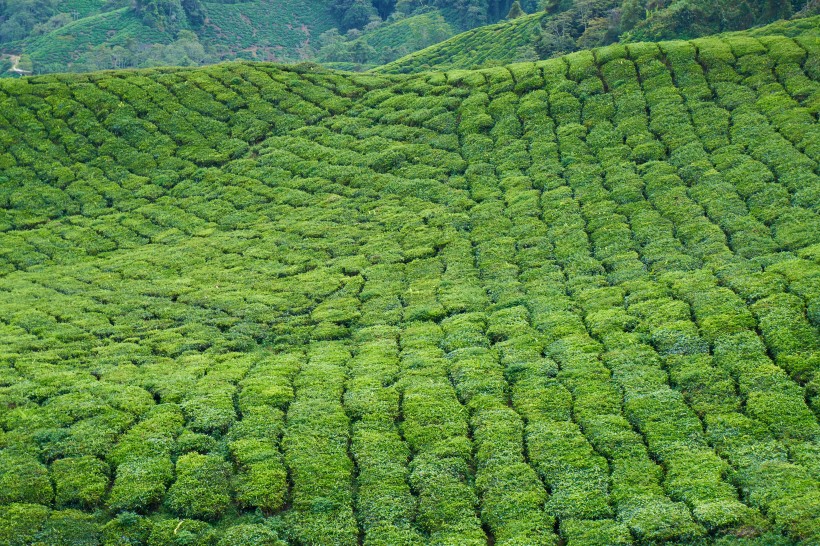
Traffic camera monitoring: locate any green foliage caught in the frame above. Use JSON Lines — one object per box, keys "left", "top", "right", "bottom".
{"left": 317, "top": 12, "right": 455, "bottom": 68}
{"left": 108, "top": 457, "right": 174, "bottom": 512}
{"left": 506, "top": 0, "right": 525, "bottom": 19}
{"left": 0, "top": 503, "right": 51, "bottom": 546}
{"left": 147, "top": 518, "right": 217, "bottom": 546}
{"left": 51, "top": 456, "right": 110, "bottom": 508}
{"left": 0, "top": 452, "right": 53, "bottom": 505}
{"left": 379, "top": 12, "right": 551, "bottom": 73}
{"left": 0, "top": 18, "right": 819, "bottom": 546}
{"left": 101, "top": 512, "right": 154, "bottom": 545}
{"left": 217, "top": 524, "right": 287, "bottom": 546}
{"left": 166, "top": 453, "right": 232, "bottom": 520}
{"left": 382, "top": 10, "right": 819, "bottom": 75}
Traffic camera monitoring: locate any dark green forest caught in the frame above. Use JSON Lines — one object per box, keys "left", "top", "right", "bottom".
{"left": 0, "top": 14, "right": 819, "bottom": 545}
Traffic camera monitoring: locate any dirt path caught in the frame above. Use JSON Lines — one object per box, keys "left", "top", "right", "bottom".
{"left": 7, "top": 54, "right": 31, "bottom": 75}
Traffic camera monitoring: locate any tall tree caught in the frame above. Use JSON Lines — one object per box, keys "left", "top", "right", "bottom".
{"left": 507, "top": 0, "right": 525, "bottom": 18}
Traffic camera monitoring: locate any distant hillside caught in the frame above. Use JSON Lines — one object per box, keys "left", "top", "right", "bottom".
{"left": 196, "top": 0, "right": 336, "bottom": 61}
{"left": 316, "top": 11, "right": 456, "bottom": 71}
{"left": 3, "top": 0, "right": 337, "bottom": 74}
{"left": 0, "top": 0, "right": 519, "bottom": 75}
{"left": 1, "top": 17, "right": 820, "bottom": 546}
{"left": 377, "top": 10, "right": 548, "bottom": 73}
{"left": 380, "top": 4, "right": 820, "bottom": 73}
{"left": 5, "top": 0, "right": 817, "bottom": 76}
{"left": 21, "top": 8, "right": 171, "bottom": 72}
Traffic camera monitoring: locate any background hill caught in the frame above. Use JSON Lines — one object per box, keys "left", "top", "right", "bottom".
{"left": 0, "top": 0, "right": 817, "bottom": 75}
{"left": 376, "top": 10, "right": 550, "bottom": 72}
{"left": 378, "top": 7, "right": 820, "bottom": 73}
{"left": 0, "top": 16, "right": 819, "bottom": 546}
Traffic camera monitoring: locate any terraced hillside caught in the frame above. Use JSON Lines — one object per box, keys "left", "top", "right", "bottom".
{"left": 1, "top": 18, "right": 820, "bottom": 546}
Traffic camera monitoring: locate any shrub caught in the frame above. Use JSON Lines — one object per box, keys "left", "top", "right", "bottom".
{"left": 51, "top": 456, "right": 110, "bottom": 508}
{"left": 0, "top": 452, "right": 52, "bottom": 505}
{"left": 33, "top": 509, "right": 101, "bottom": 545}
{"left": 108, "top": 456, "right": 174, "bottom": 513}
{"left": 0, "top": 503, "right": 51, "bottom": 546}
{"left": 560, "top": 518, "right": 632, "bottom": 545}
{"left": 166, "top": 453, "right": 232, "bottom": 520}
{"left": 101, "top": 512, "right": 153, "bottom": 546}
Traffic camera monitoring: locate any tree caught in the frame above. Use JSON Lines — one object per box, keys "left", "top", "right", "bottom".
{"left": 132, "top": 0, "right": 186, "bottom": 32}
{"left": 576, "top": 16, "right": 611, "bottom": 48}
{"left": 371, "top": 0, "right": 396, "bottom": 18}
{"left": 30, "top": 12, "right": 72, "bottom": 36}
{"left": 507, "top": 0, "right": 525, "bottom": 18}
{"left": 349, "top": 39, "right": 377, "bottom": 64}
{"left": 341, "top": 0, "right": 378, "bottom": 30}
{"left": 542, "top": 0, "right": 561, "bottom": 13}
{"left": 181, "top": 0, "right": 205, "bottom": 27}
{"left": 619, "top": 0, "right": 644, "bottom": 32}
{"left": 514, "top": 44, "right": 540, "bottom": 61}
{"left": 316, "top": 28, "right": 352, "bottom": 62}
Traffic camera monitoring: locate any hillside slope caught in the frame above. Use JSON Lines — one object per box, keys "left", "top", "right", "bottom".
{"left": 0, "top": 0, "right": 514, "bottom": 75}
{"left": 12, "top": 0, "right": 336, "bottom": 73}
{"left": 379, "top": 12, "right": 820, "bottom": 73}
{"left": 1, "top": 20, "right": 820, "bottom": 545}
{"left": 376, "top": 10, "right": 548, "bottom": 73}
{"left": 3, "top": 0, "right": 816, "bottom": 75}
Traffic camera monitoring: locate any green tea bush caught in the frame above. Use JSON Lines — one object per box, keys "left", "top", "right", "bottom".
{"left": 32, "top": 508, "right": 102, "bottom": 545}
{"left": 108, "top": 456, "right": 174, "bottom": 512}
{"left": 217, "top": 524, "right": 286, "bottom": 546}
{"left": 0, "top": 452, "right": 53, "bottom": 505}
{"left": 101, "top": 511, "right": 153, "bottom": 545}
{"left": 228, "top": 408, "right": 287, "bottom": 513}
{"left": 0, "top": 503, "right": 52, "bottom": 546}
{"left": 166, "top": 453, "right": 232, "bottom": 520}
{"left": 147, "top": 518, "right": 216, "bottom": 546}
{"left": 51, "top": 456, "right": 109, "bottom": 508}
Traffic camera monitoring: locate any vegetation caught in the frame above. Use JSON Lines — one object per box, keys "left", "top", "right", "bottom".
{"left": 316, "top": 12, "right": 456, "bottom": 70}
{"left": 0, "top": 14, "right": 819, "bottom": 545}
{"left": 377, "top": 10, "right": 549, "bottom": 72}
{"left": 2, "top": 0, "right": 818, "bottom": 75}
{"left": 380, "top": 0, "right": 820, "bottom": 72}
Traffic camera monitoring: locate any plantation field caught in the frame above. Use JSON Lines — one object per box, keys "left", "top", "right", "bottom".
{"left": 1, "top": 16, "right": 820, "bottom": 545}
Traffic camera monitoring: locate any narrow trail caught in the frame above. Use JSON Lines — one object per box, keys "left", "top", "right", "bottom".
{"left": 6, "top": 54, "right": 31, "bottom": 75}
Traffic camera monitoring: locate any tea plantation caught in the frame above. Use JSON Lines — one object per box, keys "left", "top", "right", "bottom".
{"left": 1, "top": 16, "right": 819, "bottom": 546}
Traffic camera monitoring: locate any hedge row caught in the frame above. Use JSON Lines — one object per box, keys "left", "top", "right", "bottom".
{"left": 282, "top": 344, "right": 358, "bottom": 545}
{"left": 440, "top": 230, "right": 557, "bottom": 545}
{"left": 346, "top": 320, "right": 424, "bottom": 544}
{"left": 399, "top": 321, "right": 486, "bottom": 545}
{"left": 571, "top": 47, "right": 820, "bottom": 542}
